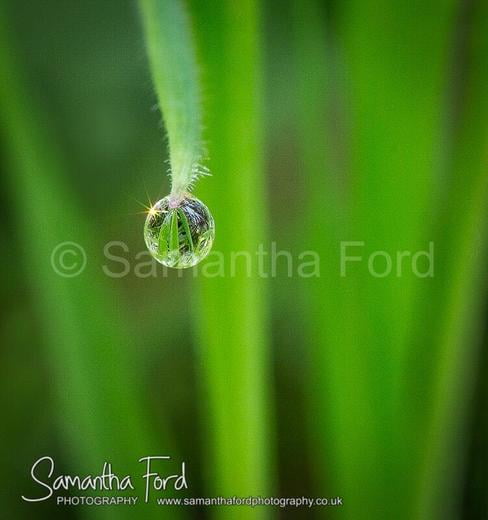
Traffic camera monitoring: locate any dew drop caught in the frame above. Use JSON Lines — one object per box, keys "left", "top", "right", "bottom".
{"left": 144, "top": 194, "right": 215, "bottom": 269}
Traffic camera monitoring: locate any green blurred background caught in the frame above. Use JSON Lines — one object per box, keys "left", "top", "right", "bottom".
{"left": 1, "top": 0, "right": 487, "bottom": 518}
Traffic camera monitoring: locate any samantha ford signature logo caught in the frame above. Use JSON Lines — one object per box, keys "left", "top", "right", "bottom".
{"left": 22, "top": 456, "right": 188, "bottom": 504}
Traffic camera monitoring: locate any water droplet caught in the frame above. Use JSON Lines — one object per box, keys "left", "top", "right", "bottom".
{"left": 144, "top": 194, "right": 215, "bottom": 269}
